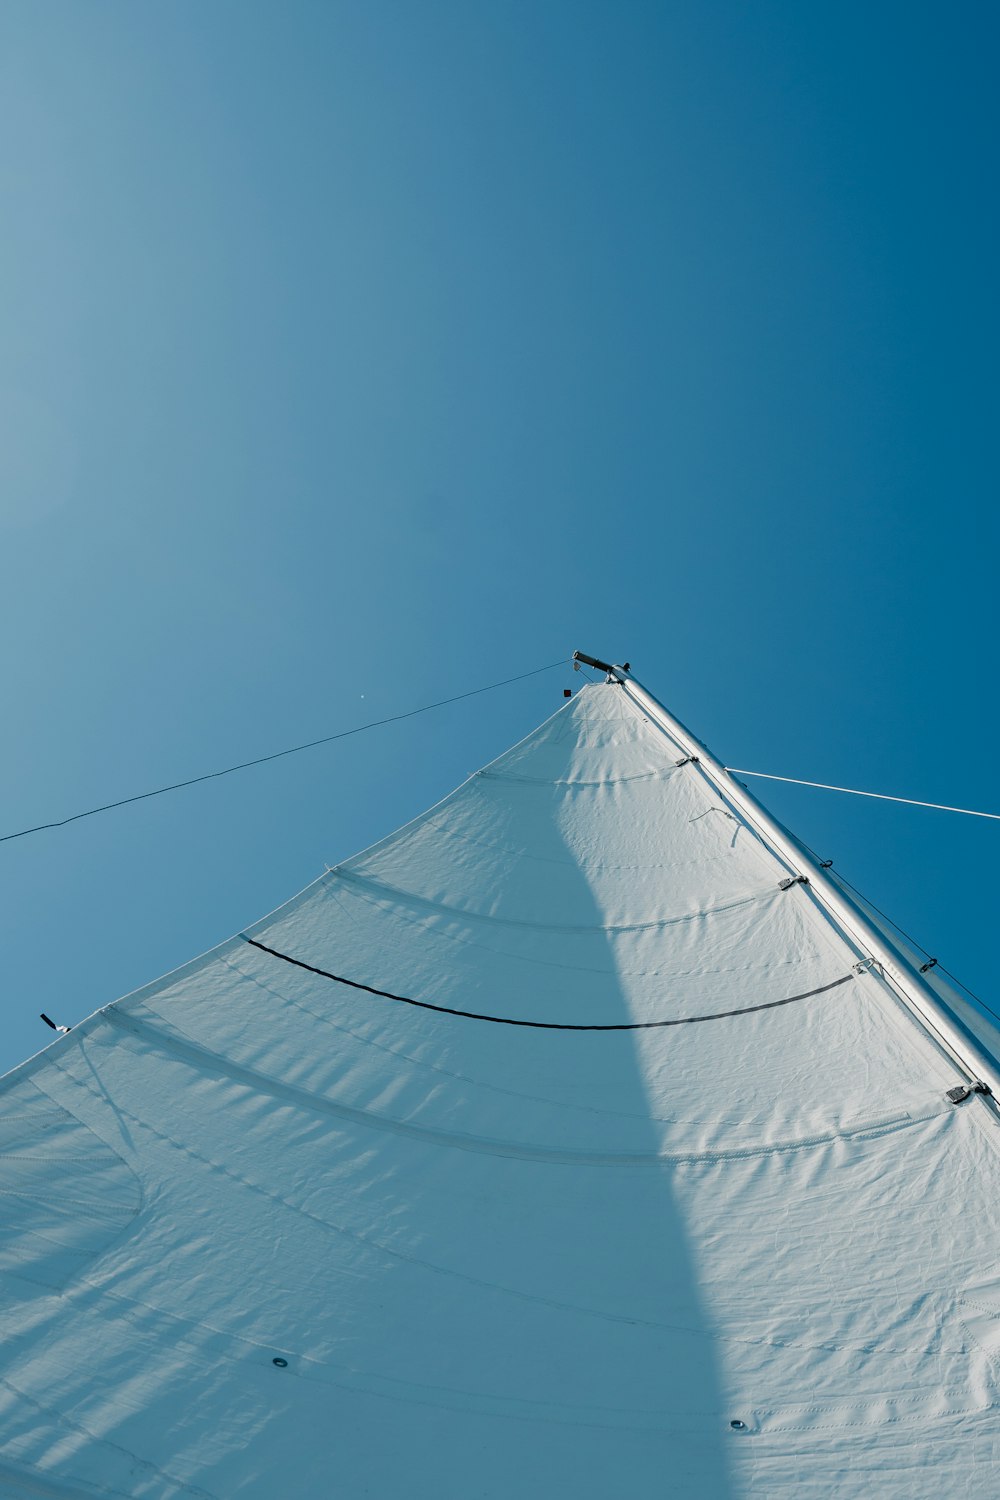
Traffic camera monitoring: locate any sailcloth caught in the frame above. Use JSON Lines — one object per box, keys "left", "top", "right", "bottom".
{"left": 2, "top": 677, "right": 999, "bottom": 1498}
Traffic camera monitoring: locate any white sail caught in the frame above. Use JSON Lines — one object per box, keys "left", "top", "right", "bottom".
{"left": 2, "top": 672, "right": 999, "bottom": 1498}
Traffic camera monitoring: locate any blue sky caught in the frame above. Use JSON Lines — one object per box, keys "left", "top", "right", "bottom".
{"left": 0, "top": 0, "right": 996, "bottom": 1073}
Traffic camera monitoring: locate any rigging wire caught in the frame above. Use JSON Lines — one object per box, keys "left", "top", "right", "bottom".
{"left": 784, "top": 830, "right": 1000, "bottom": 1030}
{"left": 934, "top": 964, "right": 1000, "bottom": 1024}
{"left": 726, "top": 768, "right": 1000, "bottom": 822}
{"left": 0, "top": 658, "right": 569, "bottom": 847}
{"left": 4, "top": 660, "right": 996, "bottom": 1031}
{"left": 826, "top": 866, "right": 1000, "bottom": 1029}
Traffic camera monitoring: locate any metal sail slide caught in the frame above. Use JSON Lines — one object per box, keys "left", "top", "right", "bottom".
{"left": 2, "top": 664, "right": 999, "bottom": 1497}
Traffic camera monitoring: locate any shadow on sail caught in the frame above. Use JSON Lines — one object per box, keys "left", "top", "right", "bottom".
{"left": 0, "top": 683, "right": 742, "bottom": 1495}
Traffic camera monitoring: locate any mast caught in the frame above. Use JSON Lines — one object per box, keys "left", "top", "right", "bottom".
{"left": 575, "top": 651, "right": 1000, "bottom": 1109}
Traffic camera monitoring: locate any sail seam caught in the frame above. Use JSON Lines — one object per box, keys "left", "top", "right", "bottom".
{"left": 98, "top": 1008, "right": 937, "bottom": 1167}
{"left": 243, "top": 937, "right": 854, "bottom": 1030}
{"left": 476, "top": 768, "right": 676, "bottom": 788}
{"left": 328, "top": 870, "right": 774, "bottom": 934}
{"left": 32, "top": 1062, "right": 960, "bottom": 1358}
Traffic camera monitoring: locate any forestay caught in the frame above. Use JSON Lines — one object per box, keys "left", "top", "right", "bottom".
{"left": 2, "top": 680, "right": 999, "bottom": 1497}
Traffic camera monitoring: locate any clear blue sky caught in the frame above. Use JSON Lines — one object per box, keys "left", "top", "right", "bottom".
{"left": 0, "top": 0, "right": 996, "bottom": 1073}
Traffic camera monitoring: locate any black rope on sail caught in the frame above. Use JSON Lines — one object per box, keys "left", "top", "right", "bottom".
{"left": 242, "top": 936, "right": 854, "bottom": 1030}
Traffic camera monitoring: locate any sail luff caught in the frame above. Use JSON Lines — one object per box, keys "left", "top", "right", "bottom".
{"left": 611, "top": 662, "right": 1000, "bottom": 1104}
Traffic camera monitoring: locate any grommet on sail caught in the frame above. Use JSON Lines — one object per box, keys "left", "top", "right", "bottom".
{"left": 2, "top": 658, "right": 999, "bottom": 1498}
